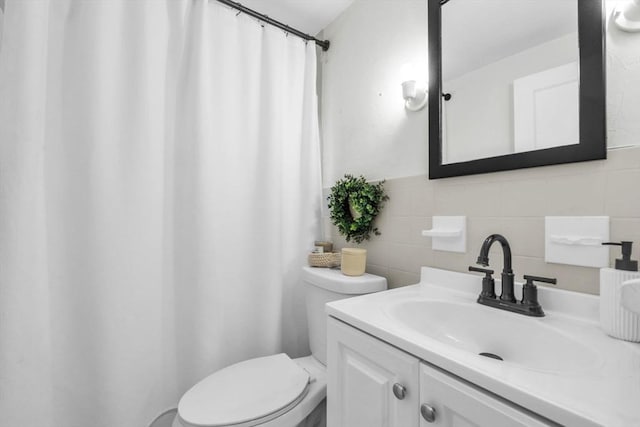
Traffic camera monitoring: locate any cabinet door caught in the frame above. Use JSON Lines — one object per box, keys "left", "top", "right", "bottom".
{"left": 327, "top": 317, "right": 420, "bottom": 427}
{"left": 419, "top": 363, "right": 554, "bottom": 427}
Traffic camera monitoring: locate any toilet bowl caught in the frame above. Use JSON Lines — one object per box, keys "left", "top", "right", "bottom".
{"left": 172, "top": 267, "right": 387, "bottom": 427}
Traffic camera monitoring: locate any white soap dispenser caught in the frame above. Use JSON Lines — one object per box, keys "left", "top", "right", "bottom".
{"left": 600, "top": 241, "right": 640, "bottom": 342}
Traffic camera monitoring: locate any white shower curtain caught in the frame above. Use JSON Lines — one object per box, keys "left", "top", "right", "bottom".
{"left": 0, "top": 4, "right": 4, "bottom": 49}
{"left": 0, "top": 1, "right": 322, "bottom": 426}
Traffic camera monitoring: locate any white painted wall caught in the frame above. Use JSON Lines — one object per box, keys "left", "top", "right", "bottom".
{"left": 319, "top": 0, "right": 428, "bottom": 187}
{"left": 239, "top": 0, "right": 354, "bottom": 35}
{"left": 319, "top": 0, "right": 640, "bottom": 186}
{"left": 606, "top": 0, "right": 640, "bottom": 148}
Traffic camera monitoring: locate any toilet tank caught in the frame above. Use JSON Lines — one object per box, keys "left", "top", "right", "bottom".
{"left": 302, "top": 266, "right": 387, "bottom": 365}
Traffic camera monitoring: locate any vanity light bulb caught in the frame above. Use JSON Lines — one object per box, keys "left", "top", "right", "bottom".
{"left": 401, "top": 80, "right": 427, "bottom": 112}
{"left": 402, "top": 80, "right": 418, "bottom": 100}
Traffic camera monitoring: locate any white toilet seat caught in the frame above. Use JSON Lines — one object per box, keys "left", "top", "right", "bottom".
{"left": 177, "top": 354, "right": 311, "bottom": 427}
{"left": 172, "top": 266, "right": 384, "bottom": 427}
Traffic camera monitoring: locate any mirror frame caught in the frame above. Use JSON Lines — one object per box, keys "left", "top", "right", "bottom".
{"left": 428, "top": 0, "right": 606, "bottom": 179}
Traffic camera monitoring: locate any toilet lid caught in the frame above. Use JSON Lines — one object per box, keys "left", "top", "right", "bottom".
{"left": 178, "top": 353, "right": 310, "bottom": 427}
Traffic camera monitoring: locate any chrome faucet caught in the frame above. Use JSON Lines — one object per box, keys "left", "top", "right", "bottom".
{"left": 469, "top": 234, "right": 556, "bottom": 317}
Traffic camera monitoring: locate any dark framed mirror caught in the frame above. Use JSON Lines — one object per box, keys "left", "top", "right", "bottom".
{"left": 428, "top": 0, "right": 606, "bottom": 179}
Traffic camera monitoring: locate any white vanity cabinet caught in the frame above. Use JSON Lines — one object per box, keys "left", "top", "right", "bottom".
{"left": 327, "top": 317, "right": 553, "bottom": 427}
{"left": 419, "top": 363, "right": 553, "bottom": 426}
{"left": 327, "top": 317, "right": 420, "bottom": 427}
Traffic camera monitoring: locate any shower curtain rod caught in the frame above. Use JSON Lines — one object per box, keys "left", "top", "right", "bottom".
{"left": 215, "top": 0, "right": 331, "bottom": 51}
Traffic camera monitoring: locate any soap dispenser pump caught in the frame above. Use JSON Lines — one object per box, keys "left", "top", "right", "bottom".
{"left": 600, "top": 241, "right": 640, "bottom": 342}
{"left": 602, "top": 241, "right": 638, "bottom": 272}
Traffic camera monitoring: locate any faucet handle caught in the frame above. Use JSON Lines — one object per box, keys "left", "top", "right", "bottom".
{"left": 523, "top": 274, "right": 557, "bottom": 286}
{"left": 469, "top": 266, "right": 494, "bottom": 276}
{"left": 519, "top": 275, "right": 553, "bottom": 317}
{"left": 469, "top": 266, "right": 496, "bottom": 299}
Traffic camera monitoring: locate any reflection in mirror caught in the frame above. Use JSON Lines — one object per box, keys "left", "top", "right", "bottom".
{"left": 442, "top": 0, "right": 579, "bottom": 164}
{"left": 428, "top": 0, "right": 606, "bottom": 179}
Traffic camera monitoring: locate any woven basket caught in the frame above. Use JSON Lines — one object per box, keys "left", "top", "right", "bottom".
{"left": 308, "top": 252, "right": 341, "bottom": 268}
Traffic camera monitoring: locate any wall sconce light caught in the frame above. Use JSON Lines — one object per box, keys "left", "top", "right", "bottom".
{"left": 401, "top": 80, "right": 428, "bottom": 112}
{"left": 613, "top": 0, "right": 640, "bottom": 32}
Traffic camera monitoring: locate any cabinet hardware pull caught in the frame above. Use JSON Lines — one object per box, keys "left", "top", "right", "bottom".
{"left": 392, "top": 383, "right": 406, "bottom": 400}
{"left": 421, "top": 404, "right": 436, "bottom": 422}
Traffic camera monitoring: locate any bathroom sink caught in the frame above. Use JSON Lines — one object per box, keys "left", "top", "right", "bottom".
{"left": 328, "top": 267, "right": 640, "bottom": 426}
{"left": 385, "top": 299, "right": 600, "bottom": 374}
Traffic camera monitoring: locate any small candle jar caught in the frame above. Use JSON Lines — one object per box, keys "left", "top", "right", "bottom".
{"left": 341, "top": 248, "right": 367, "bottom": 276}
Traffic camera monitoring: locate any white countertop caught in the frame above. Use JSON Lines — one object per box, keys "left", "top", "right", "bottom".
{"left": 326, "top": 267, "right": 640, "bottom": 427}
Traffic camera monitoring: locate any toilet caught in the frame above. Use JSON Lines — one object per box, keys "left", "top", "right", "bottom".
{"left": 172, "top": 266, "right": 387, "bottom": 427}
